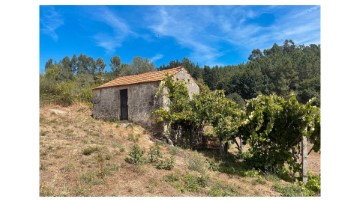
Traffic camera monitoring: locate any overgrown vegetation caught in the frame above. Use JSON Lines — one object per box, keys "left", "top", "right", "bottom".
{"left": 153, "top": 72, "right": 320, "bottom": 183}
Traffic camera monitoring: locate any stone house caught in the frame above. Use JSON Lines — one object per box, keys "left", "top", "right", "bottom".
{"left": 92, "top": 66, "right": 200, "bottom": 132}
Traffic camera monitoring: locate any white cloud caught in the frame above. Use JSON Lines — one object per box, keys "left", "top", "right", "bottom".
{"left": 93, "top": 6, "right": 137, "bottom": 53}
{"left": 148, "top": 6, "right": 222, "bottom": 65}
{"left": 40, "top": 6, "right": 63, "bottom": 41}
{"left": 150, "top": 53, "right": 163, "bottom": 63}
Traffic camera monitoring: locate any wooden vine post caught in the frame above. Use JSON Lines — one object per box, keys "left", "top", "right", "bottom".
{"left": 302, "top": 128, "right": 308, "bottom": 184}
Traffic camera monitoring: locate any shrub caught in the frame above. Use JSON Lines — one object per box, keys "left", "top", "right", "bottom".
{"left": 148, "top": 143, "right": 162, "bottom": 163}
{"left": 165, "top": 173, "right": 180, "bottom": 183}
{"left": 305, "top": 174, "right": 320, "bottom": 193}
{"left": 186, "top": 153, "right": 206, "bottom": 173}
{"left": 125, "top": 144, "right": 145, "bottom": 165}
{"left": 209, "top": 182, "right": 241, "bottom": 196}
{"left": 183, "top": 174, "right": 208, "bottom": 192}
{"left": 206, "top": 158, "right": 220, "bottom": 172}
{"left": 155, "top": 156, "right": 175, "bottom": 170}
{"left": 127, "top": 133, "right": 140, "bottom": 142}
{"left": 82, "top": 147, "right": 99, "bottom": 156}
{"left": 169, "top": 146, "right": 180, "bottom": 156}
{"left": 81, "top": 171, "right": 104, "bottom": 185}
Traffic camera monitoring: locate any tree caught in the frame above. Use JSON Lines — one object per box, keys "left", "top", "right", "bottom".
{"left": 70, "top": 54, "right": 78, "bottom": 73}
{"left": 130, "top": 56, "right": 156, "bottom": 74}
{"left": 77, "top": 54, "right": 90, "bottom": 75}
{"left": 95, "top": 58, "right": 106, "bottom": 74}
{"left": 248, "top": 49, "right": 263, "bottom": 61}
{"left": 59, "top": 56, "right": 73, "bottom": 81}
{"left": 110, "top": 56, "right": 121, "bottom": 76}
{"left": 45, "top": 59, "right": 54, "bottom": 71}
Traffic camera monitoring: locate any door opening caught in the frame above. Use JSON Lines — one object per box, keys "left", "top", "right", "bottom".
{"left": 120, "top": 89, "right": 128, "bottom": 120}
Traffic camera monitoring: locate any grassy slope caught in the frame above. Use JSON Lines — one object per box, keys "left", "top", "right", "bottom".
{"left": 39, "top": 103, "right": 320, "bottom": 197}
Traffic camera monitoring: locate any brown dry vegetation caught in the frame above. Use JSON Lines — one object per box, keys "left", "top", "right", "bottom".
{"left": 40, "top": 103, "right": 320, "bottom": 197}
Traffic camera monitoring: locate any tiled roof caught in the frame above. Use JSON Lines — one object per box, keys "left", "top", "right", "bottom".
{"left": 94, "top": 66, "right": 183, "bottom": 90}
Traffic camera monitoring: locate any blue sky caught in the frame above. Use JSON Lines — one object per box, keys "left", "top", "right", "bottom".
{"left": 40, "top": 5, "right": 320, "bottom": 73}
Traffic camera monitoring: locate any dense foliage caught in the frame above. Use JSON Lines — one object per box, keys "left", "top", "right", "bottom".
{"left": 40, "top": 54, "right": 156, "bottom": 106}
{"left": 153, "top": 75, "right": 244, "bottom": 150}
{"left": 159, "top": 40, "right": 320, "bottom": 106}
{"left": 238, "top": 93, "right": 320, "bottom": 175}
{"left": 153, "top": 76, "right": 320, "bottom": 179}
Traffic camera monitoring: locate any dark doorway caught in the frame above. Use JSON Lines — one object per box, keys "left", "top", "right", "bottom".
{"left": 120, "top": 89, "right": 128, "bottom": 120}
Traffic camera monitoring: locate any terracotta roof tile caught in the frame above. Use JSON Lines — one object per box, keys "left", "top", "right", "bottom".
{"left": 94, "top": 66, "right": 183, "bottom": 90}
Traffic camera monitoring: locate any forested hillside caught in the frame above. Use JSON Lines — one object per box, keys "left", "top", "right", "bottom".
{"left": 40, "top": 40, "right": 320, "bottom": 107}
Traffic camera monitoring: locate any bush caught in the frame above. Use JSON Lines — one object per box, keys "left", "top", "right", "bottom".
{"left": 125, "top": 144, "right": 145, "bottom": 165}
{"left": 148, "top": 143, "right": 162, "bottom": 163}
{"left": 155, "top": 156, "right": 175, "bottom": 170}
{"left": 186, "top": 153, "right": 206, "bottom": 173}
{"left": 183, "top": 174, "right": 208, "bottom": 192}
{"left": 208, "top": 182, "right": 241, "bottom": 196}
{"left": 169, "top": 146, "right": 180, "bottom": 156}
{"left": 165, "top": 173, "right": 180, "bottom": 183}
{"left": 82, "top": 147, "right": 99, "bottom": 156}
{"left": 305, "top": 174, "right": 320, "bottom": 193}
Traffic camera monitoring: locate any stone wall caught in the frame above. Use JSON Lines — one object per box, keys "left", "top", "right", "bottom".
{"left": 173, "top": 68, "right": 200, "bottom": 99}
{"left": 92, "top": 81, "right": 161, "bottom": 128}
{"left": 92, "top": 68, "right": 200, "bottom": 133}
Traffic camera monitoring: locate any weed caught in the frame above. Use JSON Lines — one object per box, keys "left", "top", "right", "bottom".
{"left": 208, "top": 182, "right": 241, "bottom": 196}
{"left": 273, "top": 182, "right": 316, "bottom": 197}
{"left": 40, "top": 163, "right": 46, "bottom": 171}
{"left": 73, "top": 185, "right": 88, "bottom": 196}
{"left": 240, "top": 169, "right": 261, "bottom": 177}
{"left": 125, "top": 144, "right": 145, "bottom": 165}
{"left": 53, "top": 154, "right": 63, "bottom": 159}
{"left": 97, "top": 153, "right": 105, "bottom": 179}
{"left": 252, "top": 177, "right": 267, "bottom": 185}
{"left": 148, "top": 178, "right": 158, "bottom": 193}
{"left": 133, "top": 165, "right": 146, "bottom": 175}
{"left": 60, "top": 164, "right": 75, "bottom": 173}
{"left": 183, "top": 174, "right": 208, "bottom": 192}
{"left": 81, "top": 171, "right": 104, "bottom": 185}
{"left": 40, "top": 184, "right": 54, "bottom": 196}
{"left": 127, "top": 133, "right": 140, "bottom": 142}
{"left": 148, "top": 143, "right": 162, "bottom": 163}
{"left": 169, "top": 146, "right": 180, "bottom": 156}
{"left": 155, "top": 156, "right": 175, "bottom": 170}
{"left": 187, "top": 153, "right": 206, "bottom": 173}
{"left": 40, "top": 131, "right": 48, "bottom": 136}
{"left": 82, "top": 146, "right": 99, "bottom": 156}
{"left": 305, "top": 174, "right": 320, "bottom": 194}
{"left": 104, "top": 163, "right": 120, "bottom": 175}
{"left": 206, "top": 158, "right": 220, "bottom": 171}
{"left": 165, "top": 173, "right": 180, "bottom": 183}
{"left": 65, "top": 129, "right": 74, "bottom": 137}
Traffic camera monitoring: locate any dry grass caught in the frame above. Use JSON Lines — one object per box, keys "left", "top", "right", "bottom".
{"left": 40, "top": 103, "right": 320, "bottom": 196}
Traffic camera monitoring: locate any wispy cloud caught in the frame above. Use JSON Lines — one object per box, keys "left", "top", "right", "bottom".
{"left": 148, "top": 6, "right": 223, "bottom": 65}
{"left": 93, "top": 6, "right": 137, "bottom": 53}
{"left": 40, "top": 6, "right": 64, "bottom": 41}
{"left": 146, "top": 6, "right": 320, "bottom": 64}
{"left": 150, "top": 53, "right": 163, "bottom": 63}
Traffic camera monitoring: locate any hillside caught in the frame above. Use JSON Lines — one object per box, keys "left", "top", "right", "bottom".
{"left": 40, "top": 103, "right": 320, "bottom": 196}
